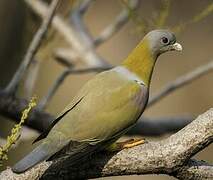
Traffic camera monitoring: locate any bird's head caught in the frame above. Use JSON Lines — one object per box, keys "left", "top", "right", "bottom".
{"left": 145, "top": 29, "right": 182, "bottom": 58}
{"left": 122, "top": 29, "right": 182, "bottom": 85}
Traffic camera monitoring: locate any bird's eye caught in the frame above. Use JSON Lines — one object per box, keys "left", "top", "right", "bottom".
{"left": 161, "top": 37, "right": 169, "bottom": 45}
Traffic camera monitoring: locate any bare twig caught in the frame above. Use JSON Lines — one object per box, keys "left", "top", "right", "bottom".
{"left": 5, "top": 0, "right": 60, "bottom": 95}
{"left": 78, "top": 0, "right": 94, "bottom": 15}
{"left": 70, "top": 2, "right": 111, "bottom": 67}
{"left": 173, "top": 2, "right": 213, "bottom": 33}
{"left": 1, "top": 108, "right": 212, "bottom": 179}
{"left": 94, "top": 0, "right": 139, "bottom": 47}
{"left": 38, "top": 66, "right": 111, "bottom": 109}
{"left": 155, "top": 0, "right": 171, "bottom": 27}
{"left": 148, "top": 61, "right": 213, "bottom": 107}
{"left": 25, "top": 0, "right": 107, "bottom": 67}
{"left": 54, "top": 48, "right": 79, "bottom": 66}
{"left": 24, "top": 59, "right": 40, "bottom": 100}
{"left": 55, "top": 55, "right": 74, "bottom": 68}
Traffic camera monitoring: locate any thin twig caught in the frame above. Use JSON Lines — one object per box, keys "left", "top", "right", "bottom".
{"left": 94, "top": 0, "right": 139, "bottom": 47}
{"left": 38, "top": 66, "right": 111, "bottom": 109}
{"left": 155, "top": 0, "right": 171, "bottom": 27}
{"left": 173, "top": 2, "right": 213, "bottom": 33}
{"left": 70, "top": 3, "right": 110, "bottom": 66}
{"left": 148, "top": 61, "right": 213, "bottom": 107}
{"left": 54, "top": 48, "right": 79, "bottom": 66}
{"left": 78, "top": 0, "right": 94, "bottom": 15}
{"left": 5, "top": 0, "right": 60, "bottom": 95}
{"left": 25, "top": 0, "right": 107, "bottom": 67}
{"left": 24, "top": 59, "right": 40, "bottom": 100}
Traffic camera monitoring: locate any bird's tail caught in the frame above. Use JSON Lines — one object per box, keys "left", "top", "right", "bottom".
{"left": 12, "top": 143, "right": 51, "bottom": 174}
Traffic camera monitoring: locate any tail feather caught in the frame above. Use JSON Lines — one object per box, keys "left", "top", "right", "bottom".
{"left": 12, "top": 144, "right": 50, "bottom": 174}
{"left": 12, "top": 140, "right": 106, "bottom": 174}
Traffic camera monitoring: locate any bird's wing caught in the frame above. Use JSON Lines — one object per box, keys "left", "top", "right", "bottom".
{"left": 32, "top": 71, "right": 110, "bottom": 143}
{"left": 33, "top": 97, "right": 84, "bottom": 143}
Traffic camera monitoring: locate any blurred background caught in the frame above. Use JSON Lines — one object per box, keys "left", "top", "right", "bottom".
{"left": 0, "top": 0, "right": 212, "bottom": 179}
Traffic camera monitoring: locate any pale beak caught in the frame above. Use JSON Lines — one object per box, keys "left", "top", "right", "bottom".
{"left": 171, "top": 42, "right": 182, "bottom": 51}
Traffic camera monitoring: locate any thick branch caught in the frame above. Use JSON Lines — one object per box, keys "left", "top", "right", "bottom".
{"left": 41, "top": 108, "right": 213, "bottom": 179}
{"left": 0, "top": 108, "right": 212, "bottom": 179}
{"left": 174, "top": 159, "right": 213, "bottom": 180}
{"left": 5, "top": 0, "right": 60, "bottom": 95}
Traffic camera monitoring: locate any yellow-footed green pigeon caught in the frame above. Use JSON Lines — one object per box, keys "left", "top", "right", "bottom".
{"left": 12, "top": 29, "right": 182, "bottom": 173}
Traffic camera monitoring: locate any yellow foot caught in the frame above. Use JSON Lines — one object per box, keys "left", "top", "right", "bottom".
{"left": 122, "top": 138, "right": 147, "bottom": 149}
{"left": 120, "top": 138, "right": 147, "bottom": 149}
{"left": 106, "top": 138, "right": 147, "bottom": 152}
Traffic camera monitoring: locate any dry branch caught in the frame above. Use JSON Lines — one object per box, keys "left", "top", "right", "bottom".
{"left": 38, "top": 66, "right": 111, "bottom": 109}
{"left": 94, "top": 0, "right": 139, "bottom": 46}
{"left": 0, "top": 108, "right": 212, "bottom": 179}
{"left": 5, "top": 0, "right": 60, "bottom": 95}
{"left": 78, "top": 0, "right": 94, "bottom": 15}
{"left": 25, "top": 0, "right": 107, "bottom": 67}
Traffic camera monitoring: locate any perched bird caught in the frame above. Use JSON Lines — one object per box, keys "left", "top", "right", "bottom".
{"left": 12, "top": 29, "right": 182, "bottom": 173}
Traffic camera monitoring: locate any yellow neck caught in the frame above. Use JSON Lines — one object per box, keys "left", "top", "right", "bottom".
{"left": 122, "top": 39, "right": 156, "bottom": 86}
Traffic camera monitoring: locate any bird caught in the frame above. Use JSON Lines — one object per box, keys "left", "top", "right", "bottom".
{"left": 12, "top": 29, "right": 182, "bottom": 173}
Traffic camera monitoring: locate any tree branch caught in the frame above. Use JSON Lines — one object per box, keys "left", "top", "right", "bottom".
{"left": 54, "top": 48, "right": 79, "bottom": 66}
{"left": 38, "top": 66, "right": 111, "bottom": 109}
{"left": 78, "top": 0, "right": 94, "bottom": 15}
{"left": 0, "top": 1, "right": 211, "bottom": 179}
{"left": 1, "top": 108, "right": 212, "bottom": 179}
{"left": 25, "top": 0, "right": 108, "bottom": 67}
{"left": 148, "top": 60, "right": 213, "bottom": 107}
{"left": 5, "top": 0, "right": 60, "bottom": 95}
{"left": 24, "top": 59, "right": 40, "bottom": 100}
{"left": 94, "top": 0, "right": 139, "bottom": 47}
{"left": 174, "top": 159, "right": 213, "bottom": 180}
